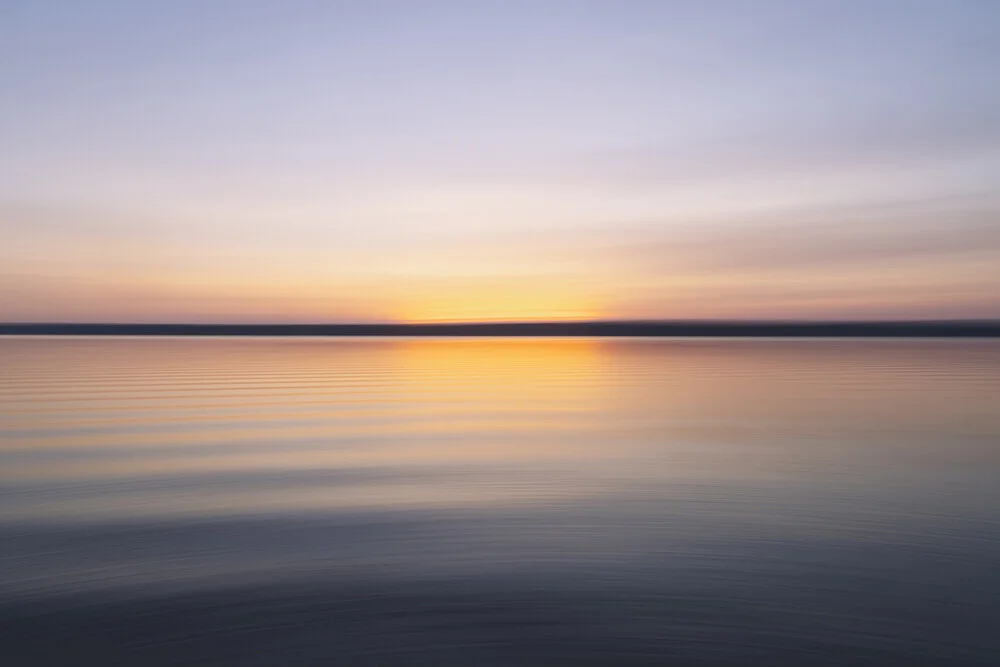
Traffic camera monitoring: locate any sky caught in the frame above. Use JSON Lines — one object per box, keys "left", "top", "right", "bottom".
{"left": 2, "top": 0, "right": 999, "bottom": 323}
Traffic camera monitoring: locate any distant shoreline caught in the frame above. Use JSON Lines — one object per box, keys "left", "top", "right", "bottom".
{"left": 2, "top": 321, "right": 999, "bottom": 337}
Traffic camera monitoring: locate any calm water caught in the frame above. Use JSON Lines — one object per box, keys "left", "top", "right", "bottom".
{"left": 2, "top": 337, "right": 999, "bottom": 666}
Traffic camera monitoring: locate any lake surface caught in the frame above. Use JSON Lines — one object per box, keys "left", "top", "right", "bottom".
{"left": 2, "top": 337, "right": 999, "bottom": 666}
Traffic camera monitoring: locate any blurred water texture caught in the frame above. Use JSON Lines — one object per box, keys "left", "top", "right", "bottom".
{"left": 1, "top": 337, "right": 999, "bottom": 666}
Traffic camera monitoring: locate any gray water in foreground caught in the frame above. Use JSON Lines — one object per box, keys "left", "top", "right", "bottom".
{"left": 2, "top": 337, "right": 999, "bottom": 666}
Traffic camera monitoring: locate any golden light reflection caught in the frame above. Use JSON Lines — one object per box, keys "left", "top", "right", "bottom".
{"left": 393, "top": 337, "right": 606, "bottom": 407}
{"left": 3, "top": 339, "right": 617, "bottom": 485}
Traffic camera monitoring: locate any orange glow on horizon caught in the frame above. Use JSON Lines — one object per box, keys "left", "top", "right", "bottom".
{"left": 394, "top": 283, "right": 603, "bottom": 324}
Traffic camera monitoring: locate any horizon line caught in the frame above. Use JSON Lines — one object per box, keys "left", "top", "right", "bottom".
{"left": 3, "top": 318, "right": 1000, "bottom": 325}
{"left": 2, "top": 318, "right": 1000, "bottom": 326}
{"left": 2, "top": 319, "right": 999, "bottom": 338}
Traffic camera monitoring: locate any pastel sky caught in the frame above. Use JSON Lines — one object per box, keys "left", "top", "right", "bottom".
{"left": 2, "top": 0, "right": 999, "bottom": 322}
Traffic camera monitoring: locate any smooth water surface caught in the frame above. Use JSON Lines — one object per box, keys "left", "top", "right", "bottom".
{"left": 2, "top": 337, "right": 999, "bottom": 665}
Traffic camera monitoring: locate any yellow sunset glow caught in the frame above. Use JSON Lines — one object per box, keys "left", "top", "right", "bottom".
{"left": 395, "top": 283, "right": 603, "bottom": 323}
{"left": 399, "top": 294, "right": 599, "bottom": 323}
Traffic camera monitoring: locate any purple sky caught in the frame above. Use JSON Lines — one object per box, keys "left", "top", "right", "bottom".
{"left": 2, "top": 0, "right": 999, "bottom": 322}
